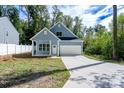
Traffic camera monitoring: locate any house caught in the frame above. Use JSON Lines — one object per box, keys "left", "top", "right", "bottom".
{"left": 0, "top": 17, "right": 19, "bottom": 44}
{"left": 30, "top": 22, "right": 83, "bottom": 56}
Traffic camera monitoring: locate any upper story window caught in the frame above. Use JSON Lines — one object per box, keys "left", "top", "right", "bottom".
{"left": 56, "top": 32, "right": 62, "bottom": 37}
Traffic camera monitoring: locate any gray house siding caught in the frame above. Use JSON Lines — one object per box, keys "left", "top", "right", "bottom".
{"left": 31, "top": 28, "right": 59, "bottom": 56}
{"left": 0, "top": 17, "right": 19, "bottom": 44}
{"left": 50, "top": 23, "right": 77, "bottom": 38}
{"left": 31, "top": 23, "right": 83, "bottom": 56}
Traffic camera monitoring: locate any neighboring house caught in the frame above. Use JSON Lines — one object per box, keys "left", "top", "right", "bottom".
{"left": 0, "top": 17, "right": 19, "bottom": 44}
{"left": 30, "top": 22, "right": 83, "bottom": 56}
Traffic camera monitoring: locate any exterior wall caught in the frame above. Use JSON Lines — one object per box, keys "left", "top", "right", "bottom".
{"left": 50, "top": 23, "right": 77, "bottom": 38}
{"left": 0, "top": 17, "right": 19, "bottom": 44}
{"left": 32, "top": 29, "right": 59, "bottom": 56}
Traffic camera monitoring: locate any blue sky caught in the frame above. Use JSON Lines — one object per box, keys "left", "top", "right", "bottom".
{"left": 19, "top": 5, "right": 124, "bottom": 30}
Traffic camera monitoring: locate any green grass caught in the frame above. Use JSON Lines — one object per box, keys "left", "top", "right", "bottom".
{"left": 82, "top": 54, "right": 104, "bottom": 61}
{"left": 83, "top": 53, "right": 124, "bottom": 66}
{"left": 0, "top": 58, "right": 70, "bottom": 88}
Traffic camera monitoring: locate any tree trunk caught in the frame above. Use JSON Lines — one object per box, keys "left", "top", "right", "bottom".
{"left": 112, "top": 5, "right": 118, "bottom": 60}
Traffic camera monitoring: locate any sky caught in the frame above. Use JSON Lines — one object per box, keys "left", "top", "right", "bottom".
{"left": 51, "top": 5, "right": 124, "bottom": 30}
{"left": 19, "top": 5, "right": 124, "bottom": 30}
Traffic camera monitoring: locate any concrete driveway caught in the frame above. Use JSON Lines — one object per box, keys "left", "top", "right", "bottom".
{"left": 61, "top": 56, "right": 124, "bottom": 88}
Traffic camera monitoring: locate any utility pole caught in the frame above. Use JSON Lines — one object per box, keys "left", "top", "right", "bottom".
{"left": 113, "top": 5, "right": 118, "bottom": 60}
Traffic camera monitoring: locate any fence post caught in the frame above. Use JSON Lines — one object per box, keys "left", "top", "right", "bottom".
{"left": 20, "top": 44, "right": 22, "bottom": 54}
{"left": 15, "top": 44, "right": 16, "bottom": 54}
{"left": 7, "top": 43, "right": 8, "bottom": 55}
{"left": 25, "top": 44, "right": 26, "bottom": 52}
{"left": 28, "top": 44, "right": 29, "bottom": 51}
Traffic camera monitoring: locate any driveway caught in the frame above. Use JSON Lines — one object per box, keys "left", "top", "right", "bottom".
{"left": 61, "top": 56, "right": 124, "bottom": 88}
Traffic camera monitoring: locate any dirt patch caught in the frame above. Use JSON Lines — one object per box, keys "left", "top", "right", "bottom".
{"left": 11, "top": 75, "right": 54, "bottom": 88}
{"left": 0, "top": 53, "right": 48, "bottom": 61}
{"left": 12, "top": 53, "right": 48, "bottom": 58}
{"left": 12, "top": 52, "right": 32, "bottom": 58}
{"left": 0, "top": 55, "right": 16, "bottom": 62}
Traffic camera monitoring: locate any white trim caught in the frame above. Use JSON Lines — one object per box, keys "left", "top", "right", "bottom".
{"left": 32, "top": 40, "right": 37, "bottom": 56}
{"left": 30, "top": 27, "right": 60, "bottom": 40}
{"left": 32, "top": 41, "right": 34, "bottom": 56}
{"left": 49, "top": 22, "right": 80, "bottom": 39}
{"left": 57, "top": 40, "right": 60, "bottom": 56}
{"left": 49, "top": 40, "right": 51, "bottom": 56}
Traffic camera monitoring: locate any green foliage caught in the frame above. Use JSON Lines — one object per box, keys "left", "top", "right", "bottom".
{"left": 84, "top": 26, "right": 113, "bottom": 59}
{"left": 0, "top": 5, "right": 84, "bottom": 44}
{"left": 84, "top": 13, "right": 124, "bottom": 60}
{"left": 118, "top": 30, "right": 124, "bottom": 59}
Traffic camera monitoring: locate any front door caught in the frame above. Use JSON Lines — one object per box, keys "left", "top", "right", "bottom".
{"left": 52, "top": 45, "right": 57, "bottom": 55}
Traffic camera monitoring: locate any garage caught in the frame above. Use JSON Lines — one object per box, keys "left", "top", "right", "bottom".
{"left": 60, "top": 44, "right": 82, "bottom": 56}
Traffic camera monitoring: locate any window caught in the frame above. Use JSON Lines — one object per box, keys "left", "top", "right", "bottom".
{"left": 39, "top": 44, "right": 42, "bottom": 51}
{"left": 46, "top": 44, "right": 50, "bottom": 51}
{"left": 56, "top": 32, "right": 62, "bottom": 37}
{"left": 39, "top": 44, "right": 50, "bottom": 51}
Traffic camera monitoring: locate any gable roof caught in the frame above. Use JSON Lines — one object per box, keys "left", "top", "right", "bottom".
{"left": 49, "top": 22, "right": 80, "bottom": 39}
{"left": 30, "top": 27, "right": 60, "bottom": 40}
{"left": 0, "top": 16, "right": 19, "bottom": 35}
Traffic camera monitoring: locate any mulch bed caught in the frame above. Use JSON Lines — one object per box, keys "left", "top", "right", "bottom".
{"left": 0, "top": 55, "right": 15, "bottom": 61}
{"left": 0, "top": 53, "right": 47, "bottom": 62}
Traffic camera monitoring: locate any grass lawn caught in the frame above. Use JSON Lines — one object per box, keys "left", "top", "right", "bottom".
{"left": 0, "top": 58, "right": 70, "bottom": 88}
{"left": 83, "top": 54, "right": 124, "bottom": 66}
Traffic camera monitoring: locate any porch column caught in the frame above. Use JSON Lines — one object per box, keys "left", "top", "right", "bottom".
{"left": 50, "top": 40, "right": 51, "bottom": 56}
{"left": 36, "top": 41, "right": 38, "bottom": 55}
{"left": 57, "top": 40, "right": 60, "bottom": 56}
{"left": 32, "top": 41, "right": 34, "bottom": 56}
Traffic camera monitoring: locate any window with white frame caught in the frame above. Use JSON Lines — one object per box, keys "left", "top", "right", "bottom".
{"left": 39, "top": 44, "right": 50, "bottom": 51}
{"left": 56, "top": 32, "right": 62, "bottom": 37}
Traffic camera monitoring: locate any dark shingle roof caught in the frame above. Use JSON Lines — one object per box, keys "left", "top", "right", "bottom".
{"left": 58, "top": 37, "right": 78, "bottom": 40}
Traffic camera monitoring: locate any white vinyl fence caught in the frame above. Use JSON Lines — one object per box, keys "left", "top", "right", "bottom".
{"left": 0, "top": 44, "right": 32, "bottom": 55}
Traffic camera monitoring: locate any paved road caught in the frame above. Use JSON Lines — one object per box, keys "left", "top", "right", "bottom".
{"left": 61, "top": 56, "right": 124, "bottom": 88}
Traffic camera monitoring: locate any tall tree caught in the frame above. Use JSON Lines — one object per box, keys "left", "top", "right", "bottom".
{"left": 112, "top": 5, "right": 118, "bottom": 60}
{"left": 52, "top": 5, "right": 64, "bottom": 26}
{"left": 63, "top": 15, "right": 73, "bottom": 30}
{"left": 73, "top": 16, "right": 82, "bottom": 35}
{"left": 0, "top": 6, "right": 20, "bottom": 31}
{"left": 20, "top": 5, "right": 50, "bottom": 44}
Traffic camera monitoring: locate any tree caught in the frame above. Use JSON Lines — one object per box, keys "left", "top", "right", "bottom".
{"left": 52, "top": 5, "right": 64, "bottom": 26}
{"left": 63, "top": 15, "right": 73, "bottom": 30}
{"left": 112, "top": 5, "right": 118, "bottom": 60}
{"left": 0, "top": 6, "right": 20, "bottom": 31}
{"left": 73, "top": 16, "right": 83, "bottom": 39}
{"left": 19, "top": 5, "right": 51, "bottom": 44}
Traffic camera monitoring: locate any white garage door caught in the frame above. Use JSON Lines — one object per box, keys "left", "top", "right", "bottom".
{"left": 60, "top": 45, "right": 81, "bottom": 56}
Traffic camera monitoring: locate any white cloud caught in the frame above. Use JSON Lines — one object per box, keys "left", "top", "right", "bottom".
{"left": 48, "top": 5, "right": 124, "bottom": 30}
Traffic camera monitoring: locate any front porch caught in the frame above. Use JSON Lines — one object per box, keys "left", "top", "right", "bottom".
{"left": 32, "top": 40, "right": 59, "bottom": 56}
